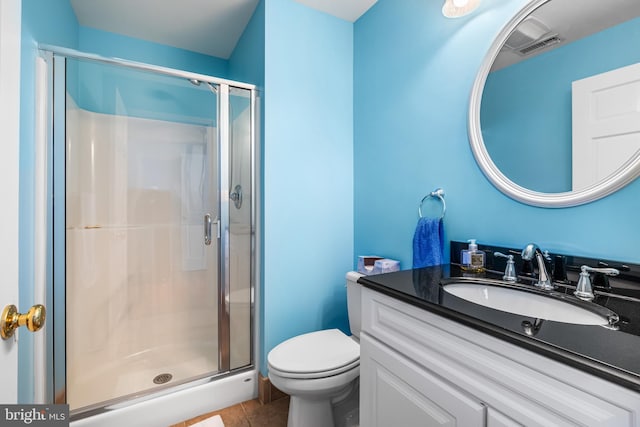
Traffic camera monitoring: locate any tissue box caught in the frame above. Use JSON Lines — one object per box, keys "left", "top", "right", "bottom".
{"left": 372, "top": 258, "right": 400, "bottom": 274}
{"left": 357, "top": 256, "right": 383, "bottom": 275}
{"left": 358, "top": 256, "right": 400, "bottom": 275}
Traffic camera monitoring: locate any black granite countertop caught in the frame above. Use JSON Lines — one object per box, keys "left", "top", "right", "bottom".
{"left": 358, "top": 264, "right": 640, "bottom": 393}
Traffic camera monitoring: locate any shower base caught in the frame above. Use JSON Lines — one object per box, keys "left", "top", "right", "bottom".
{"left": 70, "top": 369, "right": 257, "bottom": 427}
{"left": 68, "top": 341, "right": 218, "bottom": 412}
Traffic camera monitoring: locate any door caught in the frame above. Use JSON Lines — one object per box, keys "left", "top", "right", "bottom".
{"left": 0, "top": 0, "right": 21, "bottom": 404}
{"left": 227, "top": 87, "right": 253, "bottom": 370}
{"left": 572, "top": 62, "right": 640, "bottom": 190}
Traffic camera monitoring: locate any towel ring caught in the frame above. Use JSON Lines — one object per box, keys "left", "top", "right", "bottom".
{"left": 418, "top": 188, "right": 446, "bottom": 219}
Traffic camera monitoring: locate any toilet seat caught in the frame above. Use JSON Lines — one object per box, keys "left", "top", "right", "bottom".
{"left": 269, "top": 358, "right": 359, "bottom": 379}
{"left": 268, "top": 329, "right": 360, "bottom": 379}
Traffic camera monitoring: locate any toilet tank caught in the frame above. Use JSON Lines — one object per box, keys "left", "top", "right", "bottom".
{"left": 346, "top": 271, "right": 364, "bottom": 338}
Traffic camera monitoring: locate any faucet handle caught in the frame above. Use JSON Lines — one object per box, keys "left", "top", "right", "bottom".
{"left": 583, "top": 266, "right": 620, "bottom": 276}
{"left": 494, "top": 252, "right": 517, "bottom": 282}
{"left": 574, "top": 265, "right": 620, "bottom": 301}
{"left": 593, "top": 262, "right": 627, "bottom": 290}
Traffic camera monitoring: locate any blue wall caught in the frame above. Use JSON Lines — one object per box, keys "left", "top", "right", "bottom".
{"left": 72, "top": 59, "right": 217, "bottom": 126}
{"left": 75, "top": 27, "right": 229, "bottom": 127}
{"left": 77, "top": 27, "right": 229, "bottom": 78}
{"left": 229, "top": 0, "right": 265, "bottom": 87}
{"left": 482, "top": 16, "right": 640, "bottom": 192}
{"left": 261, "top": 0, "right": 354, "bottom": 376}
{"left": 354, "top": 0, "right": 640, "bottom": 271}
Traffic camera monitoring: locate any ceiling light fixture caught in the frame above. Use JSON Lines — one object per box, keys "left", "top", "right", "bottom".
{"left": 442, "top": 0, "right": 480, "bottom": 18}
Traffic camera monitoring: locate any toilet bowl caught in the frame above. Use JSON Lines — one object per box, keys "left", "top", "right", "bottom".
{"left": 267, "top": 272, "right": 363, "bottom": 427}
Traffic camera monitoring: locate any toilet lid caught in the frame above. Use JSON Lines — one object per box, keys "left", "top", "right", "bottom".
{"left": 268, "top": 329, "right": 359, "bottom": 375}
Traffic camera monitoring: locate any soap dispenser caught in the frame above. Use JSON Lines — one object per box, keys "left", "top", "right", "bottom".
{"left": 461, "top": 239, "right": 486, "bottom": 273}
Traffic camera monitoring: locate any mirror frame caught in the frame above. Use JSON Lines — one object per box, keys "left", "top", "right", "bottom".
{"left": 468, "top": 0, "right": 640, "bottom": 207}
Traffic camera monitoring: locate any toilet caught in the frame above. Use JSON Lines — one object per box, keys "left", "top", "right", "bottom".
{"left": 267, "top": 271, "right": 363, "bottom": 427}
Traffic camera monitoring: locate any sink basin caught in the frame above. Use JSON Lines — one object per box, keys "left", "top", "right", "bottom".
{"left": 443, "top": 281, "right": 617, "bottom": 326}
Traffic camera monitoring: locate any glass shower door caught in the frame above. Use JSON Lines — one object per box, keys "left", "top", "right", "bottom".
{"left": 228, "top": 87, "right": 253, "bottom": 370}
{"left": 62, "top": 57, "right": 220, "bottom": 412}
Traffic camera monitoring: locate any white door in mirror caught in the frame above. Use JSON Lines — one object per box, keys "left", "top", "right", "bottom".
{"left": 572, "top": 62, "right": 640, "bottom": 191}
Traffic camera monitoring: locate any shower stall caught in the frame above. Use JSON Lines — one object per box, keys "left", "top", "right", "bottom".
{"left": 39, "top": 47, "right": 257, "bottom": 424}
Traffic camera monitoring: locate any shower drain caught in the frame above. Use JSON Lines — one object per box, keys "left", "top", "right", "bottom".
{"left": 153, "top": 373, "right": 173, "bottom": 385}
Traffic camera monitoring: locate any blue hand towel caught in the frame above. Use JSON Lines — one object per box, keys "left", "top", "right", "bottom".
{"left": 412, "top": 217, "right": 444, "bottom": 269}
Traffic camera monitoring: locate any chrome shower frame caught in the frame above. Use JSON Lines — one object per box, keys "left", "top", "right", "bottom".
{"left": 37, "top": 45, "right": 260, "bottom": 420}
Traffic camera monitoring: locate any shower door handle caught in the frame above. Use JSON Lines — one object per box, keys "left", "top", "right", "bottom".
{"left": 204, "top": 214, "right": 213, "bottom": 245}
{"left": 204, "top": 214, "right": 220, "bottom": 245}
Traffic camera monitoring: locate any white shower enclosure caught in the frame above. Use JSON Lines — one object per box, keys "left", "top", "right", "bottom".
{"left": 43, "top": 50, "right": 256, "bottom": 418}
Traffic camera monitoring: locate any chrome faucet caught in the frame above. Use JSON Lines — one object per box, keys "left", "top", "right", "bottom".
{"left": 521, "top": 243, "right": 554, "bottom": 290}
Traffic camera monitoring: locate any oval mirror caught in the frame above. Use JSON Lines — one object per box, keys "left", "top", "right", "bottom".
{"left": 469, "top": 0, "right": 640, "bottom": 207}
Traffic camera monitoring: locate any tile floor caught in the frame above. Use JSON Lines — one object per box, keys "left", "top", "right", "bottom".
{"left": 170, "top": 396, "right": 290, "bottom": 427}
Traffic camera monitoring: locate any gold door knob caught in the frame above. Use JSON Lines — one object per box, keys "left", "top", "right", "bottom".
{"left": 1, "top": 304, "right": 46, "bottom": 340}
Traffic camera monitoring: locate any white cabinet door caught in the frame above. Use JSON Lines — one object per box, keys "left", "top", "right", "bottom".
{"left": 0, "top": 0, "right": 21, "bottom": 404}
{"left": 360, "top": 333, "right": 485, "bottom": 427}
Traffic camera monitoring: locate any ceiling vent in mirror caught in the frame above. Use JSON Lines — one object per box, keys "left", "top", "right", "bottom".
{"left": 518, "top": 34, "right": 562, "bottom": 55}
{"left": 504, "top": 16, "right": 555, "bottom": 52}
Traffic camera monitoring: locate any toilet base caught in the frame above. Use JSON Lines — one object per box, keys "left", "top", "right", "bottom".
{"left": 287, "top": 395, "right": 334, "bottom": 427}
{"left": 286, "top": 380, "right": 359, "bottom": 427}
{"left": 333, "top": 378, "right": 359, "bottom": 427}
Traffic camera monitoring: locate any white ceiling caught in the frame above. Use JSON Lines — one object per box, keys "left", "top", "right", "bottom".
{"left": 294, "top": 0, "right": 378, "bottom": 22}
{"left": 70, "top": 0, "right": 378, "bottom": 59}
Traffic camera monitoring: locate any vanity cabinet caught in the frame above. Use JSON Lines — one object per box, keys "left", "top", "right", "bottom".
{"left": 360, "top": 287, "right": 640, "bottom": 427}
{"left": 361, "top": 335, "right": 485, "bottom": 426}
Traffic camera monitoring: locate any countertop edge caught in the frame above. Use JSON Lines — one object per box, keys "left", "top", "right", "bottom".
{"left": 358, "top": 275, "right": 640, "bottom": 394}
